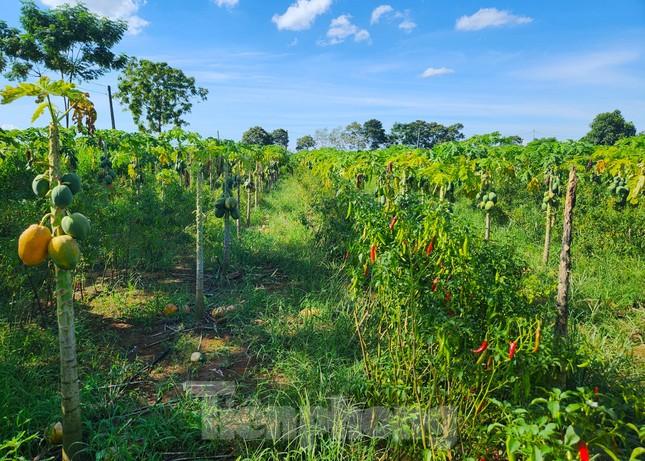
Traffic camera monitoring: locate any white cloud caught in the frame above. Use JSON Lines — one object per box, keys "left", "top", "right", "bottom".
{"left": 1, "top": 124, "right": 18, "bottom": 130}
{"left": 320, "top": 15, "right": 370, "bottom": 45}
{"left": 421, "top": 67, "right": 454, "bottom": 78}
{"left": 370, "top": 5, "right": 393, "bottom": 24}
{"left": 371, "top": 5, "right": 416, "bottom": 32}
{"left": 456, "top": 8, "right": 532, "bottom": 31}
{"left": 40, "top": 0, "right": 149, "bottom": 34}
{"left": 213, "top": 0, "right": 239, "bottom": 7}
{"left": 398, "top": 18, "right": 416, "bottom": 32}
{"left": 272, "top": 0, "right": 332, "bottom": 31}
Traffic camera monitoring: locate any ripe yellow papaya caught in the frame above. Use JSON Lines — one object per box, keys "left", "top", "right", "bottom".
{"left": 18, "top": 224, "right": 52, "bottom": 266}
{"left": 48, "top": 235, "right": 81, "bottom": 270}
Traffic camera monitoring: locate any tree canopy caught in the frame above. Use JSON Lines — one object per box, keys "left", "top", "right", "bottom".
{"left": 242, "top": 126, "right": 273, "bottom": 146}
{"left": 0, "top": 0, "right": 128, "bottom": 82}
{"left": 115, "top": 59, "right": 208, "bottom": 133}
{"left": 390, "top": 120, "right": 464, "bottom": 149}
{"left": 296, "top": 135, "right": 316, "bottom": 151}
{"left": 363, "top": 119, "right": 388, "bottom": 150}
{"left": 582, "top": 110, "right": 636, "bottom": 145}
{"left": 271, "top": 128, "right": 289, "bottom": 148}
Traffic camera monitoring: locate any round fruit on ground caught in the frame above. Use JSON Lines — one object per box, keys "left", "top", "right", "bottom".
{"left": 48, "top": 235, "right": 81, "bottom": 270}
{"left": 225, "top": 197, "right": 237, "bottom": 210}
{"left": 61, "top": 172, "right": 82, "bottom": 194}
{"left": 485, "top": 200, "right": 495, "bottom": 211}
{"left": 488, "top": 192, "right": 497, "bottom": 203}
{"left": 51, "top": 185, "right": 73, "bottom": 208}
{"left": 32, "top": 174, "right": 50, "bottom": 197}
{"left": 163, "top": 303, "right": 178, "bottom": 316}
{"left": 18, "top": 224, "right": 52, "bottom": 266}
{"left": 61, "top": 213, "right": 91, "bottom": 240}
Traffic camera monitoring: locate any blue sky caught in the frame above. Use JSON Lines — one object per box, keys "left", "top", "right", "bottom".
{"left": 1, "top": 0, "right": 644, "bottom": 144}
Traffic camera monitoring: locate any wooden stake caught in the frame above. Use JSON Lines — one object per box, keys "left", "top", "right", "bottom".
{"left": 555, "top": 167, "right": 577, "bottom": 338}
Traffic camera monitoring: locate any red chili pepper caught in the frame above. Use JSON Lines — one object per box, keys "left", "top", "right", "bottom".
{"left": 508, "top": 340, "right": 518, "bottom": 360}
{"left": 389, "top": 215, "right": 398, "bottom": 231}
{"left": 472, "top": 340, "right": 488, "bottom": 354}
{"left": 369, "top": 244, "right": 376, "bottom": 264}
{"left": 425, "top": 240, "right": 434, "bottom": 256}
{"left": 444, "top": 291, "right": 452, "bottom": 301}
{"left": 578, "top": 441, "right": 590, "bottom": 461}
{"left": 431, "top": 277, "right": 439, "bottom": 292}
{"left": 593, "top": 386, "right": 599, "bottom": 396}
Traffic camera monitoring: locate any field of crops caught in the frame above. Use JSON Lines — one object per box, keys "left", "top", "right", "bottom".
{"left": 1, "top": 89, "right": 644, "bottom": 461}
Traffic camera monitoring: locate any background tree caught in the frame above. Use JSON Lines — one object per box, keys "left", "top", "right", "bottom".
{"left": 582, "top": 110, "right": 636, "bottom": 145}
{"left": 271, "top": 128, "right": 289, "bottom": 149}
{"left": 390, "top": 120, "right": 464, "bottom": 148}
{"left": 242, "top": 126, "right": 273, "bottom": 146}
{"left": 296, "top": 135, "right": 316, "bottom": 151}
{"left": 342, "top": 121, "right": 367, "bottom": 150}
{"left": 363, "top": 118, "right": 388, "bottom": 150}
{"left": 116, "top": 59, "right": 208, "bottom": 133}
{"left": 0, "top": 1, "right": 127, "bottom": 82}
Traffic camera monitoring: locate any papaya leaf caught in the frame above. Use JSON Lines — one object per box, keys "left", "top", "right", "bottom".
{"left": 31, "top": 101, "right": 49, "bottom": 123}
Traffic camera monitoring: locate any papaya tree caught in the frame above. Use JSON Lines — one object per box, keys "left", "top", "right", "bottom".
{"left": 213, "top": 141, "right": 241, "bottom": 272}
{"left": 2, "top": 76, "right": 95, "bottom": 461}
{"left": 185, "top": 134, "right": 208, "bottom": 315}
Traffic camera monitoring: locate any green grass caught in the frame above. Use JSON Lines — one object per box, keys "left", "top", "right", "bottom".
{"left": 0, "top": 176, "right": 369, "bottom": 460}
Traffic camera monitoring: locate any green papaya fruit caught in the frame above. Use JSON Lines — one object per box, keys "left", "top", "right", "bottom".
{"left": 225, "top": 197, "right": 237, "bottom": 210}
{"left": 61, "top": 173, "right": 81, "bottom": 194}
{"left": 61, "top": 213, "right": 91, "bottom": 240}
{"left": 51, "top": 185, "right": 73, "bottom": 208}
{"left": 32, "top": 174, "right": 49, "bottom": 197}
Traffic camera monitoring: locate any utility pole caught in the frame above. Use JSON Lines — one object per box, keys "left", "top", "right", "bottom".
{"left": 107, "top": 85, "right": 116, "bottom": 130}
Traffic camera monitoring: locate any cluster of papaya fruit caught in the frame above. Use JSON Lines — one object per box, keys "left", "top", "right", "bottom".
{"left": 215, "top": 196, "right": 240, "bottom": 220}
{"left": 97, "top": 155, "right": 116, "bottom": 185}
{"left": 476, "top": 189, "right": 498, "bottom": 211}
{"left": 19, "top": 172, "right": 90, "bottom": 270}
{"left": 541, "top": 176, "right": 561, "bottom": 210}
{"left": 607, "top": 176, "right": 629, "bottom": 205}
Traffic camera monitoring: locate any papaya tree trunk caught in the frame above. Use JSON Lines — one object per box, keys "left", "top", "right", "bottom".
{"left": 195, "top": 169, "right": 205, "bottom": 316}
{"left": 484, "top": 211, "right": 491, "bottom": 241}
{"left": 222, "top": 160, "right": 231, "bottom": 270}
{"left": 246, "top": 180, "right": 252, "bottom": 227}
{"left": 236, "top": 163, "right": 241, "bottom": 238}
{"left": 542, "top": 204, "right": 552, "bottom": 265}
{"left": 542, "top": 176, "right": 553, "bottom": 265}
{"left": 254, "top": 164, "right": 259, "bottom": 209}
{"left": 555, "top": 167, "right": 577, "bottom": 339}
{"left": 49, "top": 123, "right": 83, "bottom": 461}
